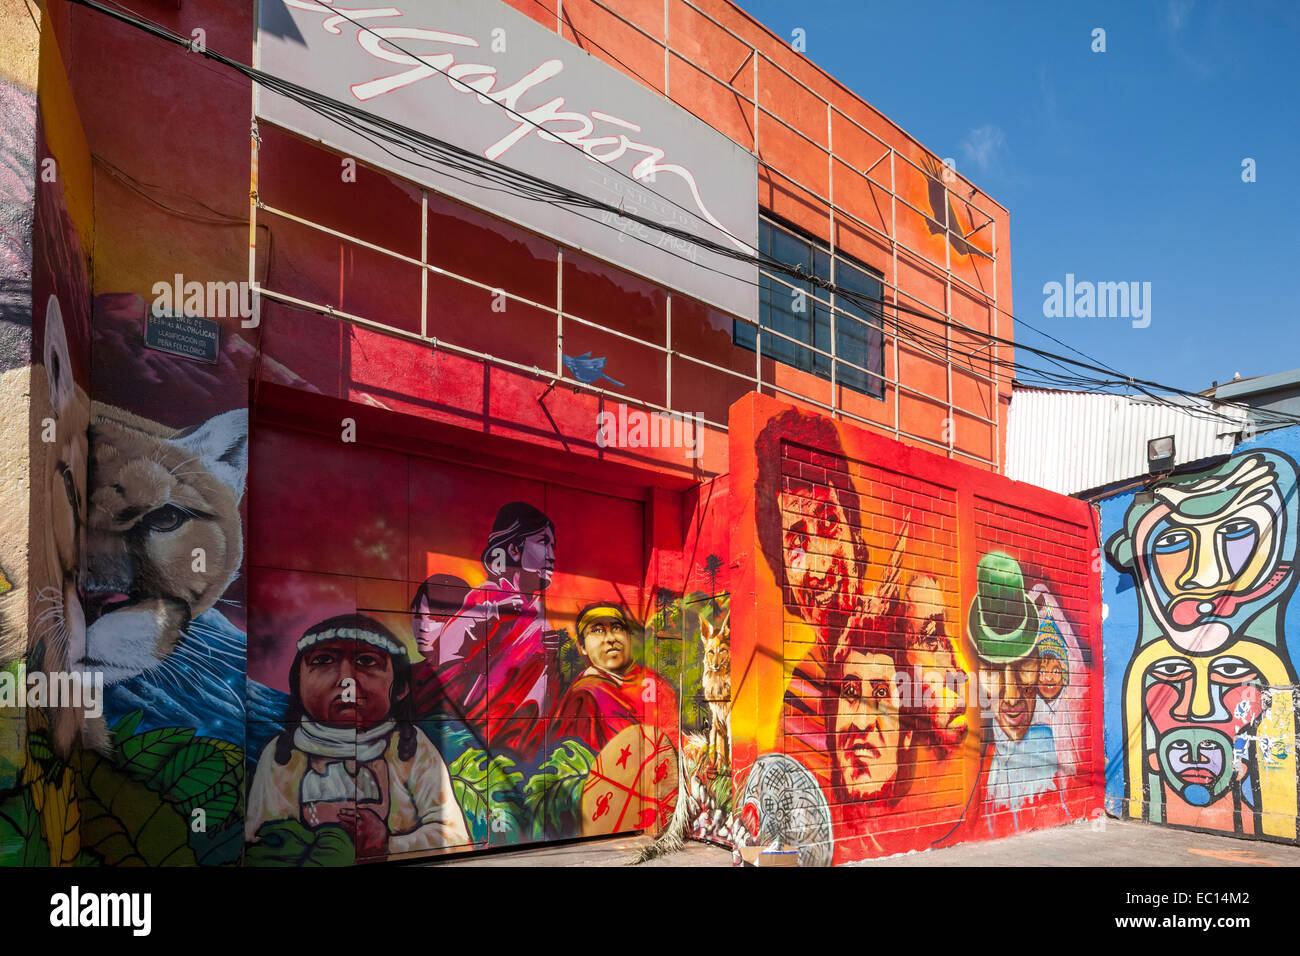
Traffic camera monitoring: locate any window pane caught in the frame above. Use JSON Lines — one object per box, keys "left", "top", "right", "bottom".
{"left": 734, "top": 219, "right": 885, "bottom": 401}
{"left": 833, "top": 260, "right": 884, "bottom": 398}
{"left": 814, "top": 247, "right": 832, "bottom": 283}
{"left": 762, "top": 273, "right": 815, "bottom": 371}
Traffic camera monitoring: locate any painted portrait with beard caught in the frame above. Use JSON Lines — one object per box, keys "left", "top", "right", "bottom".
{"left": 826, "top": 612, "right": 916, "bottom": 807}
{"left": 755, "top": 408, "right": 869, "bottom": 646}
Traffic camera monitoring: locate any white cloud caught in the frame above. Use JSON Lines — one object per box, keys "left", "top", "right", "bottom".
{"left": 1166, "top": 0, "right": 1193, "bottom": 32}
{"left": 959, "top": 124, "right": 1007, "bottom": 174}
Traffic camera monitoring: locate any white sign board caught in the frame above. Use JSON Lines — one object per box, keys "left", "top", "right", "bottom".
{"left": 256, "top": 0, "right": 759, "bottom": 320}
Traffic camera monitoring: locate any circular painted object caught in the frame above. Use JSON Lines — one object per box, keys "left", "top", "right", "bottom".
{"left": 732, "top": 753, "right": 833, "bottom": 867}
{"left": 580, "top": 723, "right": 678, "bottom": 836}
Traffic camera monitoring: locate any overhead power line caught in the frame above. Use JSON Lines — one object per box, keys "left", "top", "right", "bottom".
{"left": 67, "top": 0, "right": 1300, "bottom": 434}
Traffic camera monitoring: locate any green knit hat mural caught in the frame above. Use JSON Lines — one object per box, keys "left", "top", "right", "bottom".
{"left": 967, "top": 551, "right": 1039, "bottom": 664}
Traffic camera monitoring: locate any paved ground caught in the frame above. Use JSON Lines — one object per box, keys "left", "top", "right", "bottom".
{"left": 851, "top": 818, "right": 1300, "bottom": 867}
{"left": 424, "top": 818, "right": 1300, "bottom": 866}
{"left": 422, "top": 833, "right": 732, "bottom": 867}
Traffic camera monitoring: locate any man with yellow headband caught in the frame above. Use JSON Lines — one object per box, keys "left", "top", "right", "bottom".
{"left": 552, "top": 603, "right": 678, "bottom": 752}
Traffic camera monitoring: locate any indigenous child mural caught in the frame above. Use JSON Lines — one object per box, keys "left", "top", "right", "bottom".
{"left": 244, "top": 430, "right": 685, "bottom": 863}
{"left": 1101, "top": 428, "right": 1300, "bottom": 842}
{"left": 246, "top": 614, "right": 467, "bottom": 862}
{"left": 728, "top": 393, "right": 1102, "bottom": 864}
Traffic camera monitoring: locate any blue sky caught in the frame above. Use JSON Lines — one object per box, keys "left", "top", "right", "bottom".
{"left": 734, "top": 0, "right": 1300, "bottom": 392}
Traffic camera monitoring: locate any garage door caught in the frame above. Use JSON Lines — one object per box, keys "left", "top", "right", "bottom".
{"left": 243, "top": 422, "right": 677, "bottom": 863}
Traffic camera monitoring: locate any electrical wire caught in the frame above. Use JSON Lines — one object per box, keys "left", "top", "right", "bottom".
{"left": 303, "top": 0, "right": 756, "bottom": 254}
{"left": 65, "top": 0, "right": 1300, "bottom": 434}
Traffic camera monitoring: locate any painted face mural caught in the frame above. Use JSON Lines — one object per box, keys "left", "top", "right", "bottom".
{"left": 968, "top": 552, "right": 1041, "bottom": 748}
{"left": 1109, "top": 454, "right": 1295, "bottom": 655}
{"left": 908, "top": 630, "right": 968, "bottom": 753}
{"left": 967, "top": 552, "right": 1084, "bottom": 825}
{"left": 579, "top": 616, "right": 632, "bottom": 673}
{"left": 1106, "top": 448, "right": 1300, "bottom": 841}
{"left": 244, "top": 460, "right": 686, "bottom": 862}
{"left": 904, "top": 577, "right": 968, "bottom": 754}
{"left": 985, "top": 655, "right": 1040, "bottom": 743}
{"left": 431, "top": 501, "right": 562, "bottom": 757}
{"left": 246, "top": 615, "right": 469, "bottom": 861}
{"left": 740, "top": 398, "right": 1099, "bottom": 864}
{"left": 298, "top": 638, "right": 397, "bottom": 727}
{"left": 781, "top": 482, "right": 860, "bottom": 633}
{"left": 517, "top": 526, "right": 557, "bottom": 589}
{"left": 1157, "top": 728, "right": 1234, "bottom": 807}
{"left": 1121, "top": 634, "right": 1291, "bottom": 833}
{"left": 409, "top": 573, "right": 468, "bottom": 659}
{"left": 1037, "top": 643, "right": 1066, "bottom": 703}
{"left": 832, "top": 649, "right": 909, "bottom": 800}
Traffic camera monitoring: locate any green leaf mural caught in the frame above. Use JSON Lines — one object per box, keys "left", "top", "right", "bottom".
{"left": 160, "top": 746, "right": 242, "bottom": 830}
{"left": 78, "top": 713, "right": 247, "bottom": 865}
{"left": 522, "top": 740, "right": 596, "bottom": 840}
{"left": 245, "top": 820, "right": 355, "bottom": 867}
{"left": 209, "top": 738, "right": 246, "bottom": 769}
{"left": 79, "top": 751, "right": 196, "bottom": 866}
{"left": 448, "top": 748, "right": 492, "bottom": 829}
{"left": 448, "top": 749, "right": 525, "bottom": 844}
{"left": 116, "top": 726, "right": 196, "bottom": 781}
{"left": 0, "top": 785, "right": 49, "bottom": 866}
{"left": 110, "top": 711, "right": 143, "bottom": 742}
{"left": 488, "top": 754, "right": 527, "bottom": 845}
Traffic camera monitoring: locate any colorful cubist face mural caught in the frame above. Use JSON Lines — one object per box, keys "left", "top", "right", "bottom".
{"left": 244, "top": 434, "right": 686, "bottom": 864}
{"left": 729, "top": 396, "right": 1100, "bottom": 866}
{"left": 1102, "top": 434, "right": 1300, "bottom": 841}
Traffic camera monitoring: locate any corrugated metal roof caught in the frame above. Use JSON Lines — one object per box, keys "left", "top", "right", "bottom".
{"left": 1006, "top": 387, "right": 1251, "bottom": 496}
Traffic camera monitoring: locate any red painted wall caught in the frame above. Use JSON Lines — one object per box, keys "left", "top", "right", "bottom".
{"left": 24, "top": 0, "right": 1029, "bottom": 865}
{"left": 728, "top": 392, "right": 1103, "bottom": 864}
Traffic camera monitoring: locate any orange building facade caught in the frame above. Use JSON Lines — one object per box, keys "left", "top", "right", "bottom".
{"left": 0, "top": 0, "right": 1094, "bottom": 871}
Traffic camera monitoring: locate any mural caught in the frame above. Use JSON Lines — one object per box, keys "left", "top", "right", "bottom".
{"left": 1102, "top": 436, "right": 1300, "bottom": 841}
{"left": 70, "top": 395, "right": 254, "bottom": 867}
{"left": 246, "top": 614, "right": 468, "bottom": 861}
{"left": 244, "top": 455, "right": 685, "bottom": 863}
{"left": 729, "top": 394, "right": 1100, "bottom": 864}
{"left": 649, "top": 588, "right": 733, "bottom": 852}
{"left": 0, "top": 36, "right": 96, "bottom": 865}
{"left": 968, "top": 552, "right": 1076, "bottom": 830}
{"left": 0, "top": 0, "right": 1028, "bottom": 871}
{"left": 413, "top": 501, "right": 565, "bottom": 758}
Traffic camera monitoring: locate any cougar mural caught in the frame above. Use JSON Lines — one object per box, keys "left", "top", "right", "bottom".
{"left": 0, "top": 297, "right": 92, "bottom": 758}
{"left": 83, "top": 401, "right": 250, "bottom": 745}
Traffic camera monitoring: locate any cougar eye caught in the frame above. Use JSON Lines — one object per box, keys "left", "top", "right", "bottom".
{"left": 142, "top": 505, "right": 189, "bottom": 533}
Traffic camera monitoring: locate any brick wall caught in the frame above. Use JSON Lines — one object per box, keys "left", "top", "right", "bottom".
{"left": 729, "top": 392, "right": 1102, "bottom": 864}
